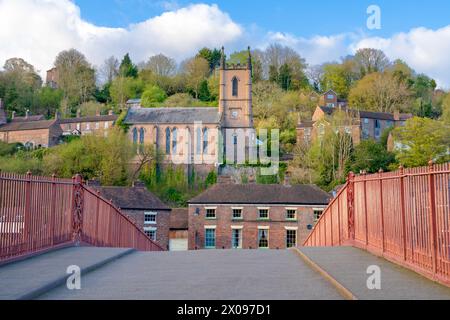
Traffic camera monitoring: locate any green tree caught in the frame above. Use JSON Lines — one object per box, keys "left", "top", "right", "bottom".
{"left": 182, "top": 56, "right": 210, "bottom": 99}
{"left": 278, "top": 63, "right": 292, "bottom": 90}
{"left": 119, "top": 53, "right": 138, "bottom": 78}
{"left": 197, "top": 48, "right": 222, "bottom": 72}
{"left": 349, "top": 139, "right": 395, "bottom": 174}
{"left": 110, "top": 76, "right": 144, "bottom": 109}
{"left": 198, "top": 80, "right": 211, "bottom": 101}
{"left": 35, "top": 87, "right": 63, "bottom": 117}
{"left": 391, "top": 117, "right": 450, "bottom": 167}
{"left": 141, "top": 85, "right": 167, "bottom": 107}
{"left": 320, "top": 64, "right": 353, "bottom": 99}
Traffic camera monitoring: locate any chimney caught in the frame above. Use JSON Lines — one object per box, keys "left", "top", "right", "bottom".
{"left": 108, "top": 109, "right": 114, "bottom": 116}
{"left": 12, "top": 111, "right": 16, "bottom": 119}
{"left": 95, "top": 108, "right": 101, "bottom": 116}
{"left": 76, "top": 109, "right": 81, "bottom": 118}
{"left": 25, "top": 109, "right": 30, "bottom": 119}
{"left": 393, "top": 110, "right": 400, "bottom": 121}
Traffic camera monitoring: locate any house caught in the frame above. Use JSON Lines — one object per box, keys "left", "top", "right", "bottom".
{"left": 0, "top": 118, "right": 62, "bottom": 148}
{"left": 92, "top": 182, "right": 171, "bottom": 250}
{"left": 188, "top": 182, "right": 331, "bottom": 250}
{"left": 169, "top": 208, "right": 189, "bottom": 251}
{"left": 0, "top": 99, "right": 6, "bottom": 126}
{"left": 297, "top": 90, "right": 413, "bottom": 145}
{"left": 123, "top": 47, "right": 255, "bottom": 177}
{"left": 58, "top": 110, "right": 117, "bottom": 136}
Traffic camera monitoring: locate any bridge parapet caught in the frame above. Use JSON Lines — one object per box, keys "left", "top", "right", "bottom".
{"left": 303, "top": 162, "right": 450, "bottom": 288}
{"left": 0, "top": 172, "right": 163, "bottom": 264}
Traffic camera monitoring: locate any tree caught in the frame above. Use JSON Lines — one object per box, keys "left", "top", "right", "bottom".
{"left": 110, "top": 76, "right": 144, "bottom": 109}
{"left": 197, "top": 48, "right": 222, "bottom": 72}
{"left": 278, "top": 63, "right": 292, "bottom": 90}
{"left": 99, "top": 56, "right": 119, "bottom": 84}
{"left": 35, "top": 87, "right": 63, "bottom": 116}
{"left": 348, "top": 72, "right": 411, "bottom": 113}
{"left": 163, "top": 93, "right": 196, "bottom": 107}
{"left": 141, "top": 85, "right": 167, "bottom": 107}
{"left": 182, "top": 56, "right": 210, "bottom": 99}
{"left": 391, "top": 117, "right": 450, "bottom": 167}
{"left": 119, "top": 53, "right": 138, "bottom": 78}
{"left": 320, "top": 63, "right": 354, "bottom": 99}
{"left": 54, "top": 49, "right": 96, "bottom": 113}
{"left": 349, "top": 139, "right": 395, "bottom": 173}
{"left": 354, "top": 48, "right": 390, "bottom": 77}
{"left": 144, "top": 54, "right": 177, "bottom": 77}
{"left": 441, "top": 93, "right": 450, "bottom": 124}
{"left": 411, "top": 74, "right": 437, "bottom": 117}
{"left": 198, "top": 80, "right": 211, "bottom": 101}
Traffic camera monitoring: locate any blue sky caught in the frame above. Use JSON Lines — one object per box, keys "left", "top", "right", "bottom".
{"left": 1, "top": 0, "right": 450, "bottom": 87}
{"left": 74, "top": 0, "right": 450, "bottom": 38}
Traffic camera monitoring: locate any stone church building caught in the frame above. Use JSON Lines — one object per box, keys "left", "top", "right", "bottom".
{"left": 124, "top": 47, "right": 255, "bottom": 176}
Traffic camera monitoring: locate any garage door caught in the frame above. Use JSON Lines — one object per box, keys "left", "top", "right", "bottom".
{"left": 169, "top": 238, "right": 188, "bottom": 251}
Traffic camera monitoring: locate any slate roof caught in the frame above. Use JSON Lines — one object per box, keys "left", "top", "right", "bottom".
{"left": 12, "top": 115, "right": 45, "bottom": 122}
{"left": 189, "top": 184, "right": 331, "bottom": 205}
{"left": 319, "top": 106, "right": 412, "bottom": 121}
{"left": 125, "top": 107, "right": 220, "bottom": 124}
{"left": 94, "top": 186, "right": 170, "bottom": 211}
{"left": 0, "top": 119, "right": 57, "bottom": 132}
{"left": 170, "top": 208, "right": 189, "bottom": 230}
{"left": 59, "top": 114, "right": 118, "bottom": 124}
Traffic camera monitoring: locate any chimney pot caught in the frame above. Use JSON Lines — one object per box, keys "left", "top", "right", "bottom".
{"left": 108, "top": 109, "right": 114, "bottom": 116}
{"left": 12, "top": 111, "right": 16, "bottom": 119}
{"left": 76, "top": 109, "right": 81, "bottom": 118}
{"left": 393, "top": 110, "right": 400, "bottom": 121}
{"left": 25, "top": 109, "right": 30, "bottom": 118}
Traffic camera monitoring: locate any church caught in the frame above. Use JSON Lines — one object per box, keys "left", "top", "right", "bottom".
{"left": 124, "top": 47, "right": 255, "bottom": 176}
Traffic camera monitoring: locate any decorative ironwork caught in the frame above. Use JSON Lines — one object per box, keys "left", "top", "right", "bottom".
{"left": 347, "top": 172, "right": 355, "bottom": 240}
{"left": 72, "top": 175, "right": 84, "bottom": 245}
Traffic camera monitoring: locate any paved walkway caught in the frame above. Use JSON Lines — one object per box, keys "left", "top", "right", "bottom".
{"left": 298, "top": 246, "right": 450, "bottom": 300}
{"left": 0, "top": 246, "right": 134, "bottom": 300}
{"left": 39, "top": 249, "right": 343, "bottom": 300}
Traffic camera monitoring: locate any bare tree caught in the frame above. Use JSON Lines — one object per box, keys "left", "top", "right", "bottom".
{"left": 100, "top": 56, "right": 119, "bottom": 84}
{"left": 144, "top": 54, "right": 177, "bottom": 77}
{"left": 181, "top": 56, "right": 209, "bottom": 99}
{"left": 354, "top": 48, "right": 390, "bottom": 77}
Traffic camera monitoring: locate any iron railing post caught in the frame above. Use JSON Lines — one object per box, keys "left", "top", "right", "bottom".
{"left": 379, "top": 169, "right": 385, "bottom": 253}
{"left": 23, "top": 171, "right": 32, "bottom": 253}
{"left": 50, "top": 174, "right": 56, "bottom": 246}
{"left": 363, "top": 171, "right": 369, "bottom": 246}
{"left": 428, "top": 161, "right": 438, "bottom": 275}
{"left": 399, "top": 166, "right": 407, "bottom": 261}
{"left": 347, "top": 172, "right": 355, "bottom": 242}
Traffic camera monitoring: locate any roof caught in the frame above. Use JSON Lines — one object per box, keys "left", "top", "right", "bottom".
{"left": 125, "top": 107, "right": 220, "bottom": 124}
{"left": 59, "top": 114, "right": 117, "bottom": 124}
{"left": 319, "top": 106, "right": 412, "bottom": 121}
{"left": 297, "top": 120, "right": 314, "bottom": 128}
{"left": 12, "top": 115, "right": 45, "bottom": 122}
{"left": 126, "top": 99, "right": 141, "bottom": 104}
{"left": 189, "top": 184, "right": 331, "bottom": 205}
{"left": 0, "top": 119, "right": 57, "bottom": 132}
{"left": 94, "top": 186, "right": 170, "bottom": 210}
{"left": 170, "top": 208, "right": 188, "bottom": 230}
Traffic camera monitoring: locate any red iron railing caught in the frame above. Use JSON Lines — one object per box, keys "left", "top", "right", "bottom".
{"left": 0, "top": 172, "right": 163, "bottom": 263}
{"left": 304, "top": 162, "right": 450, "bottom": 287}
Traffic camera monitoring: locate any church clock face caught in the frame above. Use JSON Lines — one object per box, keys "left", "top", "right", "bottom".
{"left": 231, "top": 111, "right": 238, "bottom": 119}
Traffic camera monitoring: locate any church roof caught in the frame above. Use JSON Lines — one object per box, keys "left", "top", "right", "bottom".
{"left": 125, "top": 107, "right": 220, "bottom": 125}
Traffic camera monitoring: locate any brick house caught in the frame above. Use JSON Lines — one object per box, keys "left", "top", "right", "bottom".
{"left": 188, "top": 183, "right": 331, "bottom": 250}
{"left": 93, "top": 183, "right": 171, "bottom": 250}
{"left": 297, "top": 90, "right": 412, "bottom": 146}
{"left": 169, "top": 208, "right": 189, "bottom": 251}
{"left": 0, "top": 119, "right": 62, "bottom": 148}
{"left": 59, "top": 111, "right": 117, "bottom": 136}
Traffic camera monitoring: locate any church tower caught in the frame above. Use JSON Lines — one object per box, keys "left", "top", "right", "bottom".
{"left": 219, "top": 47, "right": 253, "bottom": 129}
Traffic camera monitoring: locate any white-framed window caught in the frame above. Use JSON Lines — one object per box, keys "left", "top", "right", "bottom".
{"left": 104, "top": 122, "right": 109, "bottom": 129}
{"left": 95, "top": 122, "right": 99, "bottom": 129}
{"left": 327, "top": 94, "right": 335, "bottom": 100}
{"left": 144, "top": 227, "right": 157, "bottom": 241}
{"left": 286, "top": 208, "right": 297, "bottom": 220}
{"left": 258, "top": 208, "right": 269, "bottom": 220}
{"left": 76, "top": 123, "right": 81, "bottom": 131}
{"left": 144, "top": 211, "right": 157, "bottom": 224}
{"left": 205, "top": 207, "right": 216, "bottom": 219}
{"left": 231, "top": 227, "right": 242, "bottom": 249}
{"left": 258, "top": 227, "right": 269, "bottom": 248}
{"left": 86, "top": 123, "right": 90, "bottom": 130}
{"left": 205, "top": 226, "right": 216, "bottom": 249}
{"left": 232, "top": 207, "right": 243, "bottom": 220}
{"left": 313, "top": 208, "right": 324, "bottom": 223}
{"left": 286, "top": 228, "right": 297, "bottom": 248}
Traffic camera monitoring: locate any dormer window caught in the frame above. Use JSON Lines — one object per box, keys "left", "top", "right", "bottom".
{"left": 232, "top": 77, "right": 238, "bottom": 97}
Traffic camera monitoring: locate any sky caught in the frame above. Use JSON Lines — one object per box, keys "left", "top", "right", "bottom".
{"left": 0, "top": 0, "right": 450, "bottom": 88}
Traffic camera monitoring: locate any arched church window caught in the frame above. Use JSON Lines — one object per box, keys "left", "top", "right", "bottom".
{"left": 203, "top": 128, "right": 209, "bottom": 154}
{"left": 165, "top": 127, "right": 171, "bottom": 154}
{"left": 232, "top": 77, "right": 238, "bottom": 97}
{"left": 172, "top": 128, "right": 178, "bottom": 154}
{"left": 196, "top": 127, "right": 202, "bottom": 155}
{"left": 132, "top": 127, "right": 138, "bottom": 144}
{"left": 139, "top": 127, "right": 145, "bottom": 144}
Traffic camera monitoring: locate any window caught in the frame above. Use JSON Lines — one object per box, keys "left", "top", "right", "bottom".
{"left": 232, "top": 228, "right": 242, "bottom": 249}
{"left": 172, "top": 128, "right": 177, "bottom": 154}
{"left": 258, "top": 209, "right": 269, "bottom": 220}
{"left": 286, "top": 209, "right": 297, "bottom": 220}
{"left": 132, "top": 127, "right": 138, "bottom": 144}
{"left": 233, "top": 134, "right": 238, "bottom": 145}
{"left": 232, "top": 208, "right": 243, "bottom": 220}
{"left": 258, "top": 229, "right": 269, "bottom": 248}
{"left": 95, "top": 122, "right": 99, "bottom": 130}
{"left": 104, "top": 122, "right": 109, "bottom": 129}
{"left": 374, "top": 119, "right": 381, "bottom": 138}
{"left": 327, "top": 103, "right": 335, "bottom": 108}
{"left": 196, "top": 127, "right": 202, "bottom": 155}
{"left": 232, "top": 77, "right": 238, "bottom": 97}
{"left": 327, "top": 94, "right": 335, "bottom": 100}
{"left": 139, "top": 127, "right": 145, "bottom": 144}
{"left": 286, "top": 229, "right": 297, "bottom": 248}
{"left": 205, "top": 228, "right": 216, "bottom": 248}
{"left": 144, "top": 227, "right": 157, "bottom": 241}
{"left": 144, "top": 212, "right": 157, "bottom": 224}
{"left": 86, "top": 123, "right": 90, "bottom": 130}
{"left": 205, "top": 208, "right": 216, "bottom": 219}
{"left": 165, "top": 127, "right": 171, "bottom": 154}
{"left": 314, "top": 209, "right": 324, "bottom": 223}
{"left": 203, "top": 128, "right": 208, "bottom": 154}
{"left": 364, "top": 118, "right": 369, "bottom": 124}
{"left": 76, "top": 123, "right": 81, "bottom": 131}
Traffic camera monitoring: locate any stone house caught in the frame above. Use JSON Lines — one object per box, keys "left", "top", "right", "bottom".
{"left": 0, "top": 119, "right": 62, "bottom": 148}
{"left": 93, "top": 183, "right": 171, "bottom": 250}
{"left": 58, "top": 111, "right": 117, "bottom": 136}
{"left": 188, "top": 183, "right": 331, "bottom": 250}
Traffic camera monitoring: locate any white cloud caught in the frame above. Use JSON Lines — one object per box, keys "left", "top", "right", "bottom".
{"left": 0, "top": 0, "right": 242, "bottom": 76}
